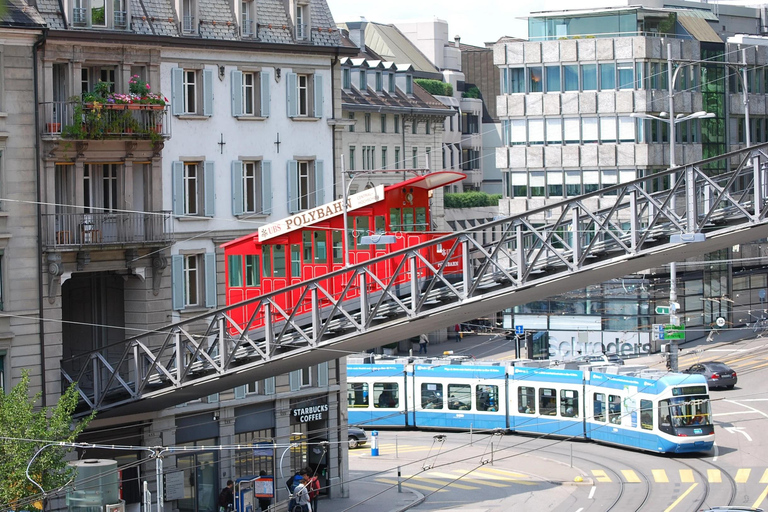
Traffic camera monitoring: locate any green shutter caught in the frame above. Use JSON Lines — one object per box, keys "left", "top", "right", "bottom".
{"left": 171, "top": 254, "right": 185, "bottom": 310}
{"left": 204, "top": 252, "right": 217, "bottom": 308}
{"left": 231, "top": 160, "right": 243, "bottom": 216}
{"left": 203, "top": 68, "right": 214, "bottom": 117}
{"left": 204, "top": 161, "right": 215, "bottom": 217}
{"left": 286, "top": 72, "right": 297, "bottom": 117}
{"left": 231, "top": 70, "right": 243, "bottom": 117}
{"left": 287, "top": 160, "right": 299, "bottom": 213}
{"left": 261, "top": 160, "right": 272, "bottom": 214}
{"left": 313, "top": 73, "right": 323, "bottom": 118}
{"left": 171, "top": 68, "right": 184, "bottom": 116}
{"left": 172, "top": 161, "right": 184, "bottom": 216}
{"left": 260, "top": 72, "right": 270, "bottom": 117}
{"left": 314, "top": 160, "right": 324, "bottom": 206}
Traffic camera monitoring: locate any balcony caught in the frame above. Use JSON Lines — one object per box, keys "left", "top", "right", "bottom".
{"left": 44, "top": 211, "right": 174, "bottom": 250}
{"left": 41, "top": 101, "right": 169, "bottom": 140}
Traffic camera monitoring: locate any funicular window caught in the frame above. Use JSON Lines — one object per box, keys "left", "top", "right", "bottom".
{"left": 348, "top": 382, "right": 369, "bottom": 407}
{"left": 373, "top": 383, "right": 399, "bottom": 408}
{"left": 415, "top": 208, "right": 427, "bottom": 231}
{"left": 291, "top": 245, "right": 301, "bottom": 276}
{"left": 273, "top": 245, "right": 286, "bottom": 277}
{"left": 332, "top": 231, "right": 343, "bottom": 263}
{"left": 262, "top": 245, "right": 272, "bottom": 276}
{"left": 421, "top": 383, "right": 443, "bottom": 409}
{"left": 560, "top": 390, "right": 579, "bottom": 418}
{"left": 390, "top": 208, "right": 402, "bottom": 231}
{"left": 303, "top": 232, "right": 312, "bottom": 263}
{"left": 518, "top": 386, "right": 535, "bottom": 414}
{"left": 354, "top": 216, "right": 370, "bottom": 249}
{"left": 228, "top": 255, "right": 243, "bottom": 287}
{"left": 640, "top": 399, "right": 653, "bottom": 430}
{"left": 374, "top": 216, "right": 386, "bottom": 249}
{"left": 477, "top": 385, "right": 498, "bottom": 412}
{"left": 539, "top": 388, "right": 557, "bottom": 415}
{"left": 608, "top": 395, "right": 622, "bottom": 424}
{"left": 593, "top": 393, "right": 606, "bottom": 422}
{"left": 245, "top": 255, "right": 259, "bottom": 286}
{"left": 402, "top": 208, "right": 414, "bottom": 232}
{"left": 313, "top": 232, "right": 327, "bottom": 263}
{"left": 447, "top": 384, "right": 471, "bottom": 410}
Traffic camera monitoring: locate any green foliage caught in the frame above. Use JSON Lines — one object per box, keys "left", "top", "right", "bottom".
{"left": 0, "top": 370, "right": 95, "bottom": 510}
{"left": 445, "top": 192, "right": 502, "bottom": 208}
{"left": 462, "top": 86, "right": 481, "bottom": 99}
{"left": 658, "top": 13, "right": 677, "bottom": 35}
{"left": 414, "top": 79, "right": 453, "bottom": 97}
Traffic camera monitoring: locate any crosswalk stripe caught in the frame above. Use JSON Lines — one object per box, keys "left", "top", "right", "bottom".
{"left": 430, "top": 471, "right": 509, "bottom": 488}
{"left": 446, "top": 470, "right": 538, "bottom": 486}
{"left": 680, "top": 469, "right": 695, "bottom": 483}
{"left": 652, "top": 469, "right": 669, "bottom": 483}
{"left": 412, "top": 477, "right": 479, "bottom": 490}
{"left": 592, "top": 470, "right": 611, "bottom": 483}
{"left": 761, "top": 469, "right": 768, "bottom": 484}
{"left": 376, "top": 478, "right": 447, "bottom": 492}
{"left": 622, "top": 470, "right": 641, "bottom": 483}
{"left": 736, "top": 469, "right": 752, "bottom": 483}
{"left": 708, "top": 469, "right": 722, "bottom": 483}
{"left": 475, "top": 467, "right": 530, "bottom": 479}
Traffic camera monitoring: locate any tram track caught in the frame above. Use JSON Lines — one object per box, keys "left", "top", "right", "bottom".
{"left": 669, "top": 456, "right": 738, "bottom": 510}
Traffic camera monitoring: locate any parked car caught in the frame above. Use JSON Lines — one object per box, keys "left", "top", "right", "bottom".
{"left": 348, "top": 426, "right": 368, "bottom": 449}
{"left": 682, "top": 361, "right": 737, "bottom": 389}
{"left": 572, "top": 353, "right": 625, "bottom": 365}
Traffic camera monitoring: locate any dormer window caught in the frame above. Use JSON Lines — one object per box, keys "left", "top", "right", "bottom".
{"left": 240, "top": 0, "right": 254, "bottom": 36}
{"left": 71, "top": 0, "right": 129, "bottom": 29}
{"left": 359, "top": 70, "right": 366, "bottom": 90}
{"left": 406, "top": 75, "right": 413, "bottom": 94}
{"left": 181, "top": 0, "right": 197, "bottom": 34}
{"left": 388, "top": 73, "right": 395, "bottom": 93}
{"left": 375, "top": 71, "right": 382, "bottom": 92}
{"left": 295, "top": 3, "right": 307, "bottom": 40}
{"left": 342, "top": 68, "right": 351, "bottom": 89}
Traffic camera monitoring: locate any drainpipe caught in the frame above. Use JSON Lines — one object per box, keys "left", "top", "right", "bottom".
{"left": 33, "top": 28, "right": 49, "bottom": 406}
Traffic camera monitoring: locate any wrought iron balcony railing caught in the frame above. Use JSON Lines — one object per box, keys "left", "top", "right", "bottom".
{"left": 41, "top": 101, "right": 169, "bottom": 140}
{"left": 44, "top": 211, "right": 174, "bottom": 249}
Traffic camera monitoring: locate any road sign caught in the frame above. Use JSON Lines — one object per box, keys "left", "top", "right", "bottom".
{"left": 656, "top": 306, "right": 670, "bottom": 315}
{"left": 515, "top": 325, "right": 524, "bottom": 335}
{"left": 716, "top": 317, "right": 726, "bottom": 327}
{"left": 664, "top": 324, "right": 685, "bottom": 340}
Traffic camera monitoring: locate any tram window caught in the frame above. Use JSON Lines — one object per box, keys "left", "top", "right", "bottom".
{"left": 402, "top": 208, "right": 414, "bottom": 232}
{"left": 262, "top": 245, "right": 272, "bottom": 277}
{"left": 228, "top": 255, "right": 243, "bottom": 287}
{"left": 347, "top": 382, "right": 369, "bottom": 407}
{"left": 518, "top": 386, "right": 535, "bottom": 414}
{"left": 290, "top": 245, "right": 301, "bottom": 276}
{"left": 539, "top": 388, "right": 557, "bottom": 416}
{"left": 421, "top": 383, "right": 443, "bottom": 409}
{"left": 390, "top": 208, "right": 402, "bottom": 231}
{"left": 608, "top": 395, "right": 621, "bottom": 424}
{"left": 273, "top": 245, "right": 286, "bottom": 277}
{"left": 245, "top": 255, "right": 259, "bottom": 286}
{"left": 661, "top": 396, "right": 711, "bottom": 428}
{"left": 447, "top": 384, "right": 471, "bottom": 410}
{"left": 593, "top": 393, "right": 606, "bottom": 422}
{"left": 373, "top": 383, "right": 399, "bottom": 408}
{"left": 374, "top": 216, "right": 387, "bottom": 249}
{"left": 332, "top": 232, "right": 343, "bottom": 263}
{"left": 303, "top": 232, "right": 312, "bottom": 263}
{"left": 640, "top": 399, "right": 653, "bottom": 430}
{"left": 354, "top": 216, "right": 370, "bottom": 249}
{"left": 560, "top": 390, "right": 579, "bottom": 418}
{"left": 658, "top": 401, "right": 673, "bottom": 434}
{"left": 314, "top": 232, "right": 327, "bottom": 264}
{"left": 477, "top": 385, "right": 499, "bottom": 412}
{"left": 415, "top": 207, "right": 427, "bottom": 232}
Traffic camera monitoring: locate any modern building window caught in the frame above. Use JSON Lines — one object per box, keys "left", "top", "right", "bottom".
{"left": 582, "top": 117, "right": 598, "bottom": 143}
{"left": 231, "top": 160, "right": 272, "bottom": 216}
{"left": 529, "top": 66, "right": 543, "bottom": 93}
{"left": 600, "top": 117, "right": 617, "bottom": 143}
{"left": 287, "top": 72, "right": 323, "bottom": 118}
{"left": 507, "top": 68, "right": 524, "bottom": 93}
{"left": 599, "top": 63, "right": 615, "bottom": 90}
{"left": 172, "top": 68, "right": 213, "bottom": 116}
{"left": 545, "top": 65, "right": 561, "bottom": 92}
{"left": 581, "top": 64, "right": 597, "bottom": 91}
{"left": 563, "top": 117, "right": 580, "bottom": 144}
{"left": 171, "top": 252, "right": 217, "bottom": 310}
{"left": 240, "top": 0, "right": 253, "bottom": 36}
{"left": 545, "top": 118, "right": 562, "bottom": 145}
{"left": 510, "top": 172, "right": 526, "bottom": 197}
{"left": 617, "top": 62, "right": 634, "bottom": 90}
{"left": 547, "top": 171, "right": 563, "bottom": 197}
{"left": 231, "top": 70, "right": 270, "bottom": 117}
{"left": 510, "top": 119, "right": 526, "bottom": 146}
{"left": 565, "top": 171, "right": 581, "bottom": 196}
{"left": 172, "top": 161, "right": 215, "bottom": 217}
{"left": 529, "top": 119, "right": 544, "bottom": 145}
{"left": 563, "top": 65, "right": 579, "bottom": 91}
{"left": 287, "top": 159, "right": 324, "bottom": 213}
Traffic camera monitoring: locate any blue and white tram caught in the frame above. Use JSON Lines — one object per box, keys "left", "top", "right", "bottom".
{"left": 347, "top": 360, "right": 714, "bottom": 454}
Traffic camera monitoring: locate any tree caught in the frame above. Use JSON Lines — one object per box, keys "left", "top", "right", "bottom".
{"left": 0, "top": 370, "right": 94, "bottom": 511}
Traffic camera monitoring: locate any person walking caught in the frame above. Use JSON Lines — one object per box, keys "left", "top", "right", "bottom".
{"left": 418, "top": 334, "right": 428, "bottom": 354}
{"left": 292, "top": 470, "right": 312, "bottom": 512}
{"left": 257, "top": 470, "right": 271, "bottom": 512}
{"left": 454, "top": 324, "right": 461, "bottom": 342}
{"left": 218, "top": 480, "right": 234, "bottom": 512}
{"left": 305, "top": 467, "right": 320, "bottom": 512}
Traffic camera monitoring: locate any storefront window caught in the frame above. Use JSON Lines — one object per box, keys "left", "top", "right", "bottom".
{"left": 177, "top": 439, "right": 218, "bottom": 512}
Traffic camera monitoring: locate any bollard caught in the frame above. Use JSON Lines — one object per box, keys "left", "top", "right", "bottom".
{"left": 397, "top": 466, "right": 402, "bottom": 493}
{"left": 395, "top": 435, "right": 399, "bottom": 458}
{"left": 371, "top": 430, "right": 379, "bottom": 456}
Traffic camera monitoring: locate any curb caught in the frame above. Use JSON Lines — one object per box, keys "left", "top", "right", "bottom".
{"left": 392, "top": 488, "right": 426, "bottom": 512}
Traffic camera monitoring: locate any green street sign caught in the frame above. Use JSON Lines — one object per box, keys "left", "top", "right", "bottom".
{"left": 664, "top": 324, "right": 685, "bottom": 340}
{"left": 656, "top": 306, "right": 670, "bottom": 315}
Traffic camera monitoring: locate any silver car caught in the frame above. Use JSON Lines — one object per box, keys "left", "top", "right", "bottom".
{"left": 682, "top": 361, "right": 737, "bottom": 389}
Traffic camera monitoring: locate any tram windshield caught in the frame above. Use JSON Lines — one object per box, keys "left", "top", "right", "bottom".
{"left": 659, "top": 395, "right": 711, "bottom": 433}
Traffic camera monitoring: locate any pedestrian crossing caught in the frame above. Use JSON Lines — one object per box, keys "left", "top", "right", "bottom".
{"left": 374, "top": 466, "right": 537, "bottom": 492}
{"left": 590, "top": 468, "right": 768, "bottom": 484}
{"left": 351, "top": 443, "right": 433, "bottom": 457}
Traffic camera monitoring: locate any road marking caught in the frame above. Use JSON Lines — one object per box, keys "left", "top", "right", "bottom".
{"left": 679, "top": 469, "right": 695, "bottom": 483}
{"left": 476, "top": 467, "right": 529, "bottom": 478}
{"left": 708, "top": 469, "right": 722, "bottom": 483}
{"left": 591, "top": 470, "right": 611, "bottom": 482}
{"left": 436, "top": 474, "right": 509, "bottom": 488}
{"left": 726, "top": 400, "right": 768, "bottom": 421}
{"left": 724, "top": 426, "right": 753, "bottom": 441}
{"left": 760, "top": 469, "right": 768, "bottom": 484}
{"left": 588, "top": 486, "right": 596, "bottom": 499}
{"left": 663, "top": 483, "right": 698, "bottom": 512}
{"left": 621, "top": 470, "right": 641, "bottom": 483}
{"left": 713, "top": 411, "right": 757, "bottom": 416}
{"left": 753, "top": 484, "right": 768, "bottom": 509}
{"left": 376, "top": 478, "right": 447, "bottom": 492}
{"left": 413, "top": 476, "right": 479, "bottom": 490}
{"left": 652, "top": 469, "right": 669, "bottom": 483}
{"left": 449, "top": 469, "right": 537, "bottom": 486}
{"left": 735, "top": 469, "right": 751, "bottom": 483}
{"left": 713, "top": 442, "right": 718, "bottom": 462}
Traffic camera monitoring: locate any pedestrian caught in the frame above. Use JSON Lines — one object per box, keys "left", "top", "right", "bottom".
{"left": 418, "top": 334, "right": 428, "bottom": 354}
{"left": 218, "top": 480, "right": 234, "bottom": 512}
{"left": 454, "top": 324, "right": 461, "bottom": 342}
{"left": 257, "top": 470, "right": 271, "bottom": 512}
{"left": 305, "top": 467, "right": 321, "bottom": 512}
{"left": 292, "top": 470, "right": 312, "bottom": 512}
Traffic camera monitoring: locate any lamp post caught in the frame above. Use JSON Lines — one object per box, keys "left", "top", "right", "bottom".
{"left": 630, "top": 44, "right": 715, "bottom": 372}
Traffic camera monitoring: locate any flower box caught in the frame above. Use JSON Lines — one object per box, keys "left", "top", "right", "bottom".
{"left": 46, "top": 122, "right": 61, "bottom": 133}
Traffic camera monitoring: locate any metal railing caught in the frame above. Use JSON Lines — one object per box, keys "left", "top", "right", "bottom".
{"left": 182, "top": 15, "right": 196, "bottom": 33}
{"left": 295, "top": 23, "right": 307, "bottom": 40}
{"left": 114, "top": 10, "right": 127, "bottom": 28}
{"left": 60, "top": 143, "right": 768, "bottom": 416}
{"left": 72, "top": 7, "right": 87, "bottom": 25}
{"left": 41, "top": 101, "right": 169, "bottom": 139}
{"left": 44, "top": 211, "right": 173, "bottom": 248}
{"left": 241, "top": 18, "right": 253, "bottom": 36}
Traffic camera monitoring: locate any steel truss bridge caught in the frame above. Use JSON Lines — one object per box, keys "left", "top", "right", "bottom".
{"left": 62, "top": 143, "right": 768, "bottom": 417}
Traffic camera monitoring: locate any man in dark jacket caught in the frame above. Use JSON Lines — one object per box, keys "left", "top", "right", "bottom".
{"left": 218, "top": 480, "right": 234, "bottom": 512}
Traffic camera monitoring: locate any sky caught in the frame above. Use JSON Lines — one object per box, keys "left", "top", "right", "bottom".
{"left": 324, "top": 0, "right": 535, "bottom": 47}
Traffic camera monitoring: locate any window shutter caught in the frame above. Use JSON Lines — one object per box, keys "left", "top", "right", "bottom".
{"left": 264, "top": 376, "right": 275, "bottom": 395}
{"left": 313, "top": 74, "right": 323, "bottom": 118}
{"left": 203, "top": 68, "right": 214, "bottom": 117}
{"left": 260, "top": 72, "right": 270, "bottom": 117}
{"left": 204, "top": 161, "right": 215, "bottom": 217}
{"left": 286, "top": 72, "right": 297, "bottom": 117}
{"left": 171, "top": 68, "right": 184, "bottom": 116}
{"left": 289, "top": 370, "right": 300, "bottom": 391}
{"left": 314, "top": 160, "right": 325, "bottom": 206}
{"left": 172, "top": 161, "right": 184, "bottom": 216}
{"left": 287, "top": 160, "right": 299, "bottom": 213}
{"left": 231, "top": 160, "right": 243, "bottom": 216}
{"left": 204, "top": 252, "right": 217, "bottom": 308}
{"left": 234, "top": 385, "right": 246, "bottom": 399}
{"left": 261, "top": 160, "right": 272, "bottom": 214}
{"left": 171, "top": 254, "right": 185, "bottom": 310}
{"left": 231, "top": 70, "right": 243, "bottom": 117}
{"left": 317, "top": 361, "right": 329, "bottom": 387}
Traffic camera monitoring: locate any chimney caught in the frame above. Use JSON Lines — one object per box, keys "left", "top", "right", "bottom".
{"left": 347, "top": 20, "right": 368, "bottom": 50}
{"left": 454, "top": 35, "right": 461, "bottom": 48}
